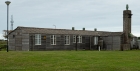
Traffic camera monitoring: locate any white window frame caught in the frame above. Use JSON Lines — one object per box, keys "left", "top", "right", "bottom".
{"left": 35, "top": 34, "right": 41, "bottom": 45}
{"left": 73, "top": 35, "right": 82, "bottom": 43}
{"left": 50, "top": 35, "right": 56, "bottom": 45}
{"left": 73, "top": 35, "right": 76, "bottom": 43}
{"left": 94, "top": 36, "right": 98, "bottom": 45}
{"left": 65, "top": 35, "right": 70, "bottom": 45}
{"left": 78, "top": 36, "right": 82, "bottom": 43}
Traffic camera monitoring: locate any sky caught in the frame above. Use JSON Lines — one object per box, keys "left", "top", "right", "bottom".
{"left": 0, "top": 0, "right": 140, "bottom": 39}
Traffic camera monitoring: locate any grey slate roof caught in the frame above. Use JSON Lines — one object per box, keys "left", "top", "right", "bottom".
{"left": 10, "top": 26, "right": 123, "bottom": 36}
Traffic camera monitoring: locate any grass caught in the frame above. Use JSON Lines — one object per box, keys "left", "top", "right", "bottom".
{"left": 0, "top": 51, "right": 140, "bottom": 71}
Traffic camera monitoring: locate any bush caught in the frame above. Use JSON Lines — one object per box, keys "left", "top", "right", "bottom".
{"left": 138, "top": 37, "right": 140, "bottom": 39}
{"left": 0, "top": 41, "right": 7, "bottom": 50}
{"left": 0, "top": 44, "right": 7, "bottom": 51}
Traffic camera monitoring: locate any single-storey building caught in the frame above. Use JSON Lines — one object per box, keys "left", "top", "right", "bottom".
{"left": 8, "top": 26, "right": 124, "bottom": 51}
{"left": 138, "top": 40, "right": 140, "bottom": 49}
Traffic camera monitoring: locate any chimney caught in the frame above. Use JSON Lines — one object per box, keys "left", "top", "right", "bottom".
{"left": 83, "top": 27, "right": 85, "bottom": 31}
{"left": 72, "top": 27, "right": 75, "bottom": 30}
{"left": 94, "top": 28, "right": 97, "bottom": 31}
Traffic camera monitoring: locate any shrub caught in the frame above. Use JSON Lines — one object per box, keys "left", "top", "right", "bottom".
{"left": 0, "top": 44, "right": 7, "bottom": 51}
{"left": 138, "top": 37, "right": 140, "bottom": 39}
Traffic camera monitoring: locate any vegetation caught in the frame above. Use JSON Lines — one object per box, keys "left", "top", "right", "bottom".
{"left": 138, "top": 37, "right": 140, "bottom": 40}
{"left": 0, "top": 41, "right": 6, "bottom": 51}
{"left": 0, "top": 51, "right": 140, "bottom": 71}
{"left": 3, "top": 30, "right": 12, "bottom": 39}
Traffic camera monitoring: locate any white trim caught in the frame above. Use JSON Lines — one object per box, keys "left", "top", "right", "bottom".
{"left": 65, "top": 35, "right": 70, "bottom": 45}
{"left": 35, "top": 34, "right": 41, "bottom": 45}
{"left": 78, "top": 36, "right": 82, "bottom": 43}
{"left": 73, "top": 35, "right": 76, "bottom": 43}
{"left": 94, "top": 36, "right": 98, "bottom": 45}
{"left": 50, "top": 35, "right": 56, "bottom": 45}
{"left": 73, "top": 35, "right": 82, "bottom": 43}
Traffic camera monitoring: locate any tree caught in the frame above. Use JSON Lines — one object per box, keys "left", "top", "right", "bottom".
{"left": 2, "top": 30, "right": 12, "bottom": 39}
{"left": 138, "top": 37, "right": 140, "bottom": 40}
{"left": 3, "top": 30, "right": 7, "bottom": 39}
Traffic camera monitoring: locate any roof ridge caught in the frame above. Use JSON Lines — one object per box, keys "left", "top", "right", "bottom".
{"left": 17, "top": 26, "right": 124, "bottom": 32}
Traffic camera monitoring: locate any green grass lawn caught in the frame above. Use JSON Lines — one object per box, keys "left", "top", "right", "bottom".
{"left": 0, "top": 51, "right": 140, "bottom": 71}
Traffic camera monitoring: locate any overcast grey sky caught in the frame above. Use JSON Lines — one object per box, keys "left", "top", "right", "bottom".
{"left": 0, "top": 0, "right": 140, "bottom": 39}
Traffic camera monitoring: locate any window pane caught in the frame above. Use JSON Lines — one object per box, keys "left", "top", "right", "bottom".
{"left": 64, "top": 35, "right": 70, "bottom": 45}
{"left": 65, "top": 40, "right": 66, "bottom": 44}
{"left": 50, "top": 35, "right": 56, "bottom": 45}
{"left": 94, "top": 37, "right": 98, "bottom": 45}
{"left": 54, "top": 37, "right": 56, "bottom": 44}
{"left": 39, "top": 34, "right": 41, "bottom": 39}
{"left": 54, "top": 39, "right": 56, "bottom": 44}
{"left": 51, "top": 38, "right": 53, "bottom": 44}
{"left": 77, "top": 36, "right": 79, "bottom": 43}
{"left": 50, "top": 35, "right": 53, "bottom": 45}
{"left": 65, "top": 36, "right": 67, "bottom": 44}
{"left": 35, "top": 34, "right": 41, "bottom": 45}
{"left": 80, "top": 36, "right": 82, "bottom": 43}
{"left": 35, "top": 39, "right": 38, "bottom": 44}
{"left": 39, "top": 39, "right": 41, "bottom": 44}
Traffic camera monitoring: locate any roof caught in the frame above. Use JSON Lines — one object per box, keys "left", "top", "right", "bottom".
{"left": 129, "top": 33, "right": 137, "bottom": 38}
{"left": 9, "top": 26, "right": 123, "bottom": 36}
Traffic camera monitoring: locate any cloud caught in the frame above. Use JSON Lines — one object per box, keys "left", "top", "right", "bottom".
{"left": 0, "top": 0, "right": 140, "bottom": 39}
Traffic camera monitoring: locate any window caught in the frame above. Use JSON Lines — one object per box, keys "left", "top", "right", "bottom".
{"left": 13, "top": 35, "right": 15, "bottom": 38}
{"left": 78, "top": 36, "right": 82, "bottom": 43}
{"left": 94, "top": 36, "right": 98, "bottom": 45}
{"left": 73, "top": 35, "right": 82, "bottom": 43}
{"left": 35, "top": 34, "right": 41, "bottom": 45}
{"left": 65, "top": 35, "right": 70, "bottom": 45}
{"left": 50, "top": 35, "right": 56, "bottom": 45}
{"left": 73, "top": 35, "right": 76, "bottom": 43}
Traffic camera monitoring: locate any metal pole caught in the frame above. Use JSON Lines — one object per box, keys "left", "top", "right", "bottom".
{"left": 7, "top": 5, "right": 9, "bottom": 52}
{"left": 5, "top": 1, "right": 11, "bottom": 52}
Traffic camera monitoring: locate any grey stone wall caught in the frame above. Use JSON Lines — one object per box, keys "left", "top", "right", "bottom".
{"left": 29, "top": 34, "right": 93, "bottom": 51}
{"left": 9, "top": 29, "right": 23, "bottom": 51}
{"left": 102, "top": 36, "right": 121, "bottom": 50}
{"left": 9, "top": 32, "right": 16, "bottom": 50}
{"left": 123, "top": 10, "right": 132, "bottom": 50}
{"left": 9, "top": 31, "right": 122, "bottom": 51}
{"left": 22, "top": 34, "right": 29, "bottom": 51}
{"left": 9, "top": 29, "right": 30, "bottom": 51}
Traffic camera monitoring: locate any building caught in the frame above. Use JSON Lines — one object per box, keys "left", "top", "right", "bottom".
{"left": 8, "top": 5, "right": 138, "bottom": 51}
{"left": 138, "top": 40, "right": 140, "bottom": 49}
{"left": 8, "top": 26, "right": 123, "bottom": 51}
